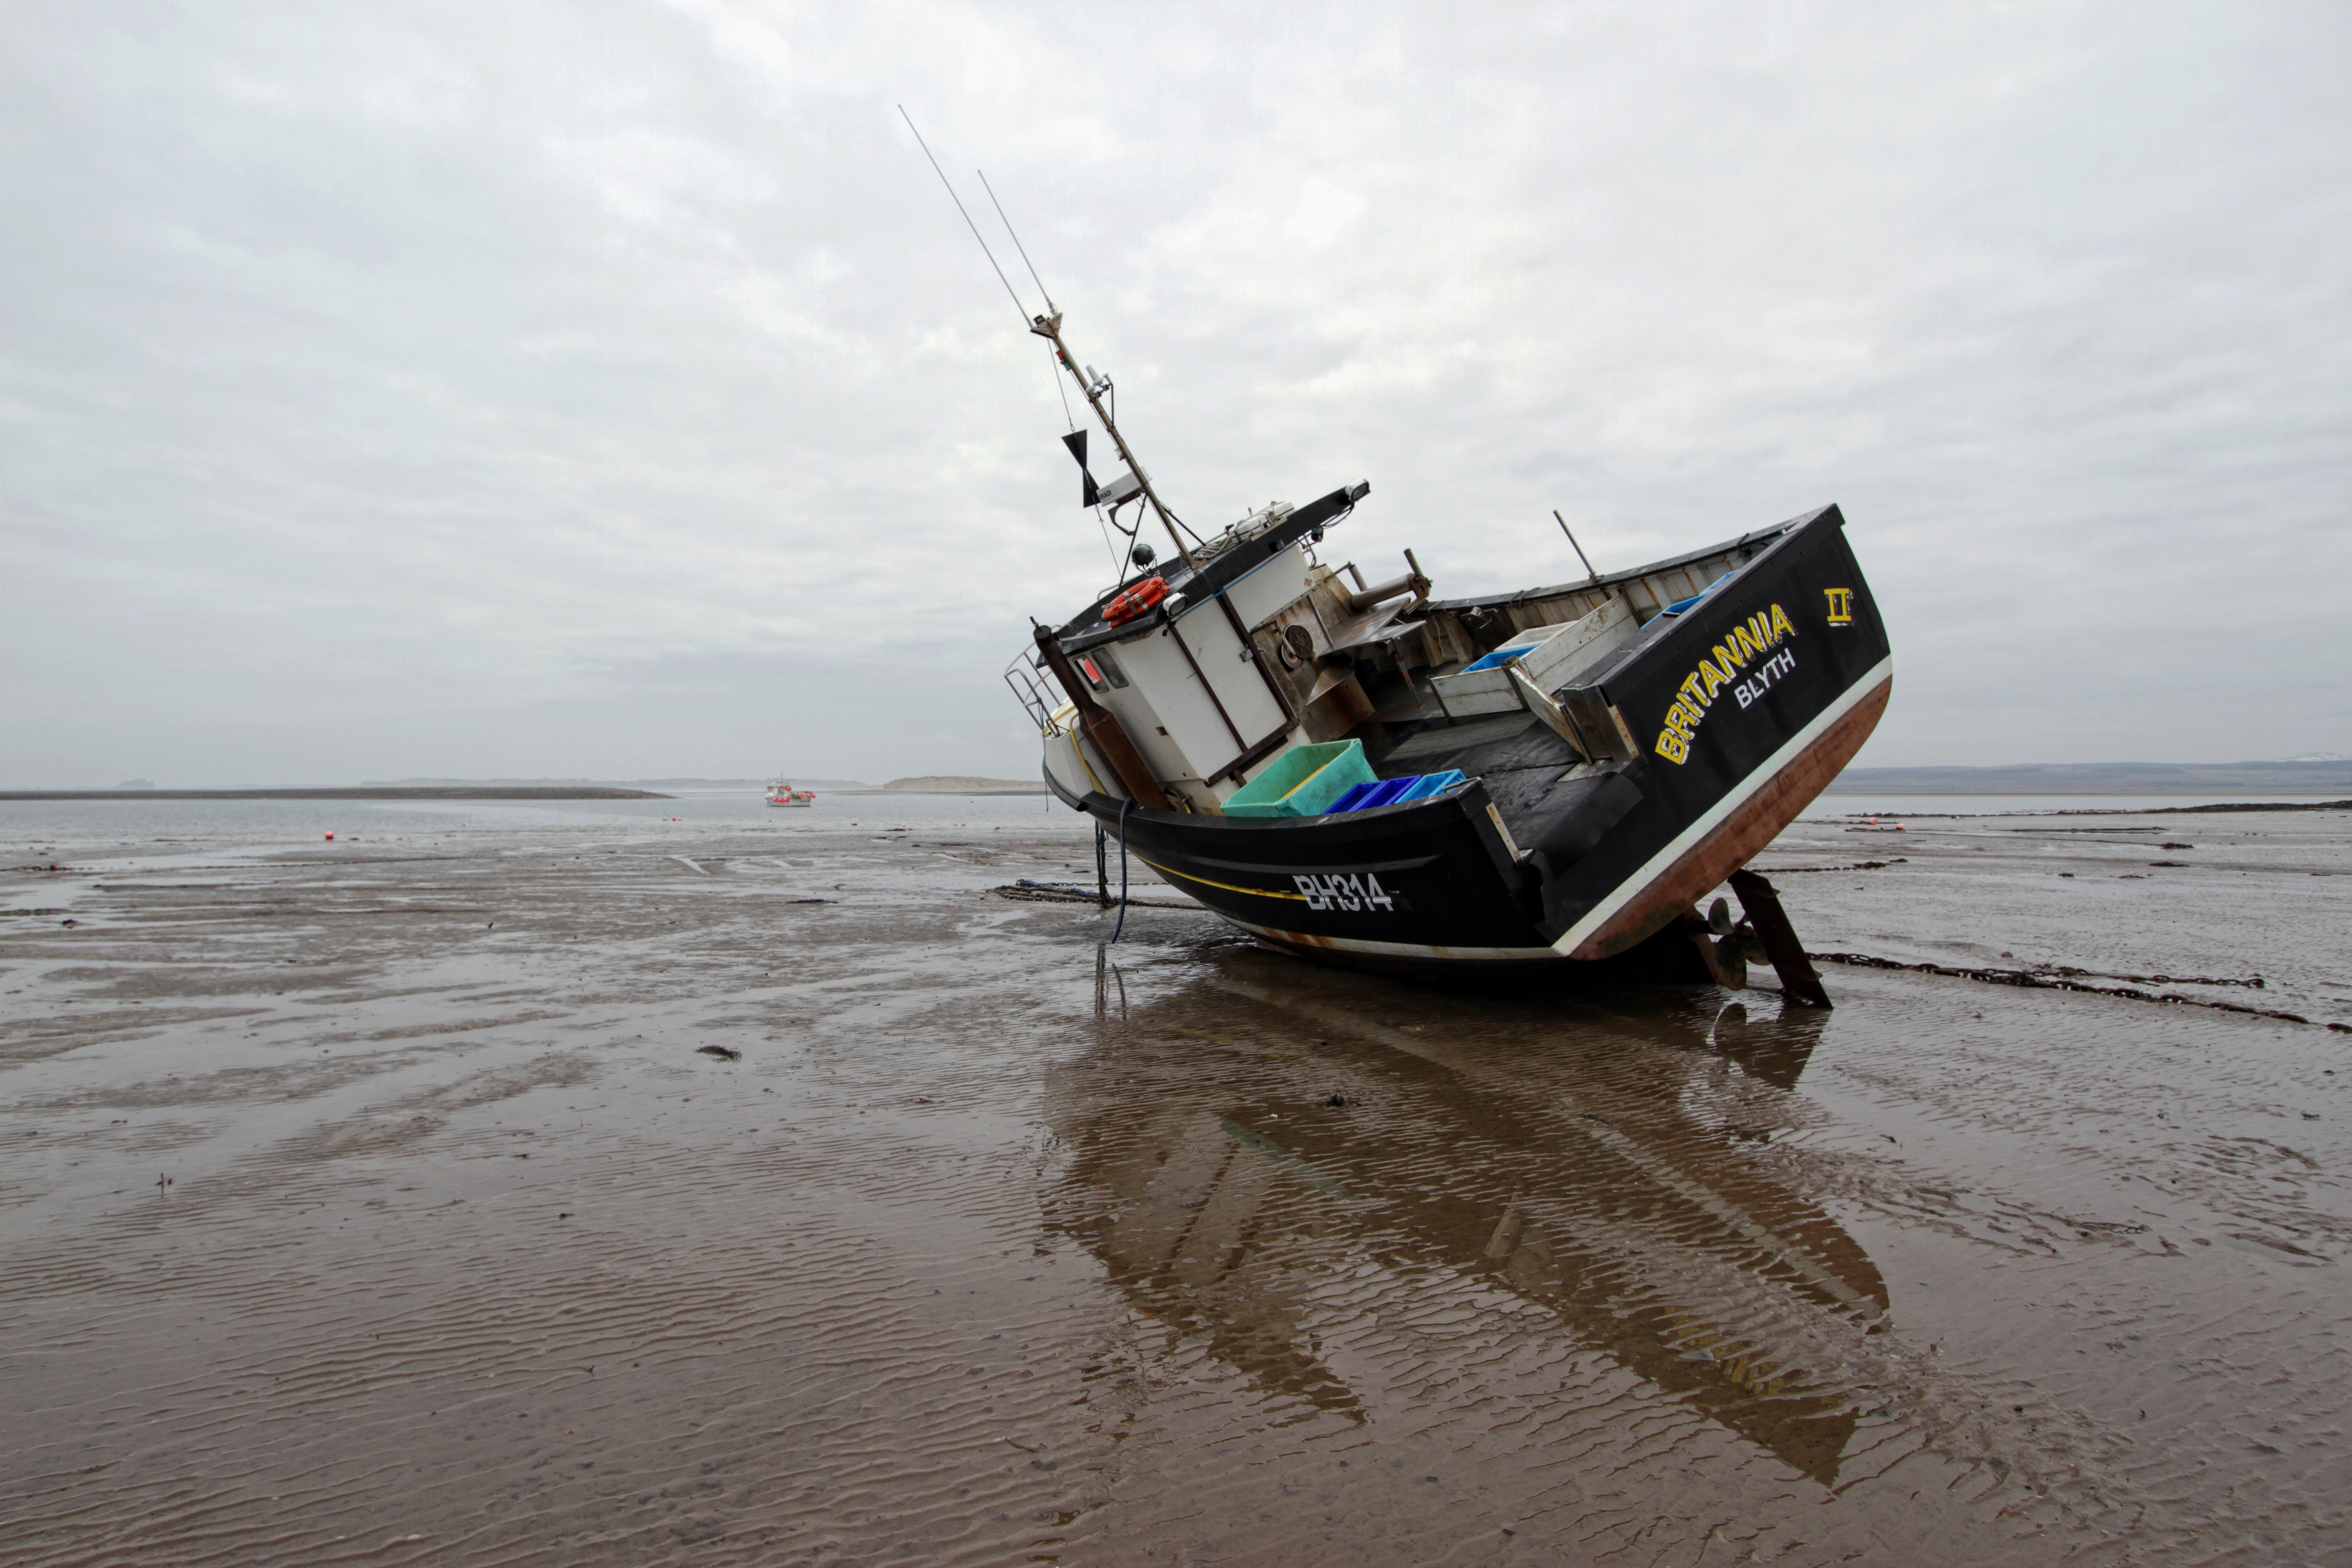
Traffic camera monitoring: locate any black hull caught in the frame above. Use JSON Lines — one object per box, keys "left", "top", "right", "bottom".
{"left": 1057, "top": 506, "right": 1893, "bottom": 972}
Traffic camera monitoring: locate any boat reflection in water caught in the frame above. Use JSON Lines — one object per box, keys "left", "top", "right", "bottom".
{"left": 1044, "top": 947, "right": 1887, "bottom": 1485}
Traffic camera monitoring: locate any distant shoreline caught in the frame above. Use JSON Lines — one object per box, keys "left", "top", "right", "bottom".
{"left": 12, "top": 761, "right": 2340, "bottom": 804}
{"left": 844, "top": 776, "right": 1049, "bottom": 796}
{"left": 833, "top": 788, "right": 1050, "bottom": 797}
{"left": 0, "top": 787, "right": 671, "bottom": 802}
{"left": 1826, "top": 760, "right": 2350, "bottom": 794}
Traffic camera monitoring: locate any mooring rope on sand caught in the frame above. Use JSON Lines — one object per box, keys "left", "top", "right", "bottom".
{"left": 1815, "top": 951, "right": 2347, "bottom": 1030}
{"left": 993, "top": 880, "right": 1197, "bottom": 912}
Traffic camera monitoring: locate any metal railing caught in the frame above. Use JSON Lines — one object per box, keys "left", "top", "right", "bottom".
{"left": 1002, "top": 651, "right": 1066, "bottom": 736}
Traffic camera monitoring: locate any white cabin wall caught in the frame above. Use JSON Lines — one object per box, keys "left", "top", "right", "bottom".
{"left": 1078, "top": 557, "right": 1310, "bottom": 811}
{"left": 1222, "top": 541, "right": 1318, "bottom": 627}
{"left": 1169, "top": 607, "right": 1288, "bottom": 743}
{"left": 1058, "top": 543, "right": 1380, "bottom": 814}
{"left": 1098, "top": 635, "right": 1233, "bottom": 810}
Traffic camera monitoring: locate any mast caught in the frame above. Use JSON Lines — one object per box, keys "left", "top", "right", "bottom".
{"left": 894, "top": 114, "right": 1189, "bottom": 576}
{"left": 1029, "top": 311, "right": 1197, "bottom": 573}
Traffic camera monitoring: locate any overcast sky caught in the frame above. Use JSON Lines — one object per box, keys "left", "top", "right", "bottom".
{"left": 4, "top": 2, "right": 2347, "bottom": 786}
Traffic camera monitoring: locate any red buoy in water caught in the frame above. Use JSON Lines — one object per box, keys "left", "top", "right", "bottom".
{"left": 325, "top": 832, "right": 335, "bottom": 841}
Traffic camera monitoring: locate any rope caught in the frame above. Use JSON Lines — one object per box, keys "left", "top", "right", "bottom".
{"left": 1111, "top": 798, "right": 1132, "bottom": 942}
{"left": 992, "top": 882, "right": 1192, "bottom": 911}
{"left": 899, "top": 108, "right": 1030, "bottom": 328}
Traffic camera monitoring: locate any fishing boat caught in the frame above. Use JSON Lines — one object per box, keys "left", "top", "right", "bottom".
{"left": 995, "top": 301, "right": 1890, "bottom": 994}
{"left": 766, "top": 781, "right": 817, "bottom": 808}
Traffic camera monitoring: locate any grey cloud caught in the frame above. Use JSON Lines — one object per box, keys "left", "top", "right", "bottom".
{"left": 3, "top": 1, "right": 2346, "bottom": 786}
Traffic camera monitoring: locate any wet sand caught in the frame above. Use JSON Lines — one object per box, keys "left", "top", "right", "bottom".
{"left": 3, "top": 803, "right": 2347, "bottom": 1565}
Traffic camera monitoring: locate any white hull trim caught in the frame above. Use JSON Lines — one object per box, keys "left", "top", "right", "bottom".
{"left": 1217, "top": 915, "right": 1560, "bottom": 964}
{"left": 1550, "top": 657, "right": 1896, "bottom": 957}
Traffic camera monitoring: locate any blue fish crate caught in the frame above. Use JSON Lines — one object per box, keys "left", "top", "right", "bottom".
{"left": 1325, "top": 769, "right": 1466, "bottom": 815}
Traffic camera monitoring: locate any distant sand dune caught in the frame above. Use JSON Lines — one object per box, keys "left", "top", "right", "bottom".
{"left": 869, "top": 774, "right": 1048, "bottom": 794}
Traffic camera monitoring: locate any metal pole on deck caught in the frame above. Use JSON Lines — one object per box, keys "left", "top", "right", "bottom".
{"left": 1554, "top": 510, "right": 1602, "bottom": 586}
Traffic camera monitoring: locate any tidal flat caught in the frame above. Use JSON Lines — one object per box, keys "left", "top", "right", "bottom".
{"left": 2, "top": 796, "right": 2347, "bottom": 1565}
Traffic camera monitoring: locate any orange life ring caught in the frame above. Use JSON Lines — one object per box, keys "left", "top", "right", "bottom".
{"left": 1103, "top": 575, "right": 1168, "bottom": 626}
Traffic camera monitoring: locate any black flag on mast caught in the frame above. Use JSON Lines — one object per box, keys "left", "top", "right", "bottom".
{"left": 1062, "top": 430, "right": 1099, "bottom": 508}
{"left": 1061, "top": 428, "right": 1144, "bottom": 511}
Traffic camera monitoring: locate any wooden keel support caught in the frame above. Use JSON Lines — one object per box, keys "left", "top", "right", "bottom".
{"left": 1727, "top": 869, "right": 1831, "bottom": 1008}
{"left": 1084, "top": 709, "right": 1176, "bottom": 810}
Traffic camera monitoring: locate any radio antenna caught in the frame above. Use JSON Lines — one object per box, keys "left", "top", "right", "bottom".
{"left": 973, "top": 167, "right": 1082, "bottom": 437}
{"left": 977, "top": 169, "right": 1057, "bottom": 318}
{"left": 897, "top": 106, "right": 1029, "bottom": 328}
{"left": 901, "top": 116, "right": 1200, "bottom": 571}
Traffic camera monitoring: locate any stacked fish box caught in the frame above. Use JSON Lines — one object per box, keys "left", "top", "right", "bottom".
{"left": 1326, "top": 770, "right": 1468, "bottom": 813}
{"left": 1221, "top": 740, "right": 1379, "bottom": 818}
{"left": 1429, "top": 597, "right": 1634, "bottom": 719}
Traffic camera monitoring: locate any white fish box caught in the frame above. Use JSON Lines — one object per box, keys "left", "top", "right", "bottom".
{"left": 1431, "top": 598, "right": 1634, "bottom": 719}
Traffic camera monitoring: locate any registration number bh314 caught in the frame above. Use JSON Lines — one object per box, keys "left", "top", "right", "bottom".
{"left": 1293, "top": 872, "right": 1396, "bottom": 912}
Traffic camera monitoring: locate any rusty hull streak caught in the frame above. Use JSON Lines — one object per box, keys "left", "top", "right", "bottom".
{"left": 1249, "top": 925, "right": 1562, "bottom": 966}
{"left": 1567, "top": 675, "right": 1894, "bottom": 961}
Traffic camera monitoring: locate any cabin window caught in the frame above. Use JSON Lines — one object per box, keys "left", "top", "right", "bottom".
{"left": 1083, "top": 649, "right": 1132, "bottom": 690}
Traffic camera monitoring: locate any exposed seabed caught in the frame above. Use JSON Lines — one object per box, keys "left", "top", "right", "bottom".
{"left": 2, "top": 798, "right": 2346, "bottom": 1565}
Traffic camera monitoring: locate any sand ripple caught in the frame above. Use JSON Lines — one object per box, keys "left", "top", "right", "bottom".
{"left": 1, "top": 804, "right": 2346, "bottom": 1563}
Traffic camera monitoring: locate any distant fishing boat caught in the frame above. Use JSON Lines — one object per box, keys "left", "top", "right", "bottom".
{"left": 766, "top": 781, "right": 817, "bottom": 808}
